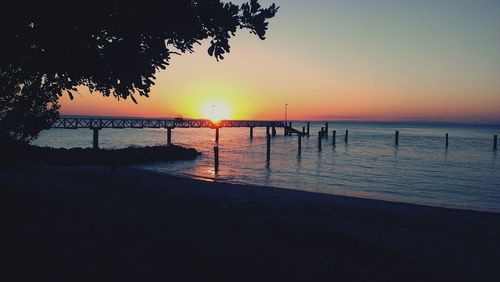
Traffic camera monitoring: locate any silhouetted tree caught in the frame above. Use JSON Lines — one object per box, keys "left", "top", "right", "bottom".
{"left": 0, "top": 0, "right": 278, "bottom": 142}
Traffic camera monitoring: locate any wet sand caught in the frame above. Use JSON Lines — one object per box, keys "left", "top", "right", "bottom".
{"left": 2, "top": 166, "right": 499, "bottom": 281}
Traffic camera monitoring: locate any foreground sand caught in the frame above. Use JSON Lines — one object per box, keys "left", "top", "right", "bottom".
{"left": 2, "top": 166, "right": 499, "bottom": 281}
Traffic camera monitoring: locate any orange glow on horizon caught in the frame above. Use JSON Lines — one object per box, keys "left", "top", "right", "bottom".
{"left": 56, "top": 1, "right": 500, "bottom": 125}
{"left": 58, "top": 34, "right": 500, "bottom": 124}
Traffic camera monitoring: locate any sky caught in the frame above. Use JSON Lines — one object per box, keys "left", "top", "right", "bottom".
{"left": 60, "top": 0, "right": 500, "bottom": 123}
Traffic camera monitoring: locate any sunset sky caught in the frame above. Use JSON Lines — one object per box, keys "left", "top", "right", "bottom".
{"left": 61, "top": 0, "right": 500, "bottom": 123}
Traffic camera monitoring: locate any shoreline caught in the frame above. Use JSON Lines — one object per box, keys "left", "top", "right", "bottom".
{"left": 2, "top": 165, "right": 500, "bottom": 280}
{"left": 138, "top": 167, "right": 500, "bottom": 214}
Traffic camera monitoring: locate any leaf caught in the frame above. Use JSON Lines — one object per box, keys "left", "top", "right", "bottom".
{"left": 208, "top": 44, "right": 215, "bottom": 56}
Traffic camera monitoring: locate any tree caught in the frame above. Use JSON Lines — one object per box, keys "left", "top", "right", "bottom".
{"left": 0, "top": 0, "right": 278, "bottom": 142}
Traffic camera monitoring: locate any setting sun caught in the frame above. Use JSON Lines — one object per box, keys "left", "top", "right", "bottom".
{"left": 201, "top": 102, "right": 231, "bottom": 122}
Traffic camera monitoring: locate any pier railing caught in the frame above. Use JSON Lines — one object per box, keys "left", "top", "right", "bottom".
{"left": 51, "top": 117, "right": 285, "bottom": 129}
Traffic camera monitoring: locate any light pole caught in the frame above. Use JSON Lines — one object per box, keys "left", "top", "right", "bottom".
{"left": 285, "top": 103, "right": 288, "bottom": 124}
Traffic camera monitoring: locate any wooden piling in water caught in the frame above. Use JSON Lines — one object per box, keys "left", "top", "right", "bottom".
{"left": 345, "top": 130, "right": 349, "bottom": 143}
{"left": 325, "top": 123, "right": 328, "bottom": 137}
{"left": 494, "top": 135, "right": 497, "bottom": 151}
{"left": 298, "top": 134, "right": 302, "bottom": 154}
{"left": 250, "top": 127, "right": 254, "bottom": 139}
{"left": 332, "top": 130, "right": 336, "bottom": 146}
{"left": 272, "top": 126, "right": 276, "bottom": 136}
{"left": 395, "top": 130, "right": 399, "bottom": 145}
{"left": 266, "top": 127, "right": 271, "bottom": 159}
{"left": 214, "top": 146, "right": 219, "bottom": 172}
{"left": 302, "top": 126, "right": 306, "bottom": 135}
{"left": 318, "top": 131, "right": 322, "bottom": 151}
{"left": 166, "top": 127, "right": 172, "bottom": 146}
{"left": 446, "top": 133, "right": 449, "bottom": 148}
{"left": 92, "top": 128, "right": 100, "bottom": 150}
{"left": 307, "top": 122, "right": 310, "bottom": 137}
{"left": 215, "top": 127, "right": 220, "bottom": 143}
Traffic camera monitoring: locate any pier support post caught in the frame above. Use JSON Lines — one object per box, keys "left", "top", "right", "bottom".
{"left": 272, "top": 126, "right": 276, "bottom": 136}
{"left": 307, "top": 122, "right": 310, "bottom": 137}
{"left": 332, "top": 130, "right": 336, "bottom": 146}
{"left": 266, "top": 127, "right": 271, "bottom": 159}
{"left": 325, "top": 123, "right": 328, "bottom": 137}
{"left": 288, "top": 122, "right": 292, "bottom": 136}
{"left": 302, "top": 126, "right": 306, "bottom": 135}
{"left": 318, "top": 131, "right": 322, "bottom": 151}
{"left": 298, "top": 134, "right": 302, "bottom": 154}
{"left": 214, "top": 146, "right": 219, "bottom": 172}
{"left": 92, "top": 128, "right": 100, "bottom": 150}
{"left": 345, "top": 130, "right": 349, "bottom": 143}
{"left": 215, "top": 127, "right": 220, "bottom": 143}
{"left": 395, "top": 130, "right": 399, "bottom": 146}
{"left": 250, "top": 127, "right": 254, "bottom": 139}
{"left": 166, "top": 127, "right": 172, "bottom": 146}
{"left": 446, "top": 133, "right": 449, "bottom": 148}
{"left": 494, "top": 135, "right": 497, "bottom": 151}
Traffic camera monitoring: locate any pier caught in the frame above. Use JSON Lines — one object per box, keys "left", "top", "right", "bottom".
{"left": 51, "top": 117, "right": 294, "bottom": 150}
{"left": 51, "top": 118, "right": 499, "bottom": 170}
{"left": 51, "top": 117, "right": 285, "bottom": 130}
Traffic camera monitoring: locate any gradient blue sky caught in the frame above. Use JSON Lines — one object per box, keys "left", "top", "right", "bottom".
{"left": 62, "top": 0, "right": 500, "bottom": 123}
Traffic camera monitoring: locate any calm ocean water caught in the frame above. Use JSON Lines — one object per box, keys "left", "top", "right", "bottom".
{"left": 35, "top": 121, "right": 500, "bottom": 213}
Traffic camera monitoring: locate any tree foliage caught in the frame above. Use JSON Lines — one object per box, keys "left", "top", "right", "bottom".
{"left": 0, "top": 0, "right": 278, "bottom": 142}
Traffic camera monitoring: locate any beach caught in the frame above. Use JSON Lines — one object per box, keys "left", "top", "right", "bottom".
{"left": 2, "top": 165, "right": 499, "bottom": 281}
{"left": 0, "top": 167, "right": 500, "bottom": 281}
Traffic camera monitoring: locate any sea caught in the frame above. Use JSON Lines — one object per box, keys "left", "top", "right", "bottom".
{"left": 35, "top": 120, "right": 500, "bottom": 213}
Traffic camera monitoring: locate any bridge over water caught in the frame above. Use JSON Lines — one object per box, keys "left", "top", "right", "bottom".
{"left": 51, "top": 117, "right": 285, "bottom": 129}
{"left": 51, "top": 117, "right": 308, "bottom": 150}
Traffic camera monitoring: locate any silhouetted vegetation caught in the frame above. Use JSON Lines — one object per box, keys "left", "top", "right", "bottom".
{"left": 1, "top": 141, "right": 200, "bottom": 167}
{"left": 0, "top": 1, "right": 278, "bottom": 142}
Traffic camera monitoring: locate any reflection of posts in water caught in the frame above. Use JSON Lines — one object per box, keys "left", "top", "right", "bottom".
{"left": 494, "top": 135, "right": 498, "bottom": 151}
{"left": 395, "top": 130, "right": 399, "bottom": 146}
{"left": 266, "top": 126, "right": 271, "bottom": 159}
{"left": 332, "top": 130, "right": 336, "bottom": 146}
{"left": 214, "top": 146, "right": 219, "bottom": 172}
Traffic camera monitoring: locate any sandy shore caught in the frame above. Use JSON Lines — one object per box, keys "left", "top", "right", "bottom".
{"left": 2, "top": 166, "right": 499, "bottom": 281}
